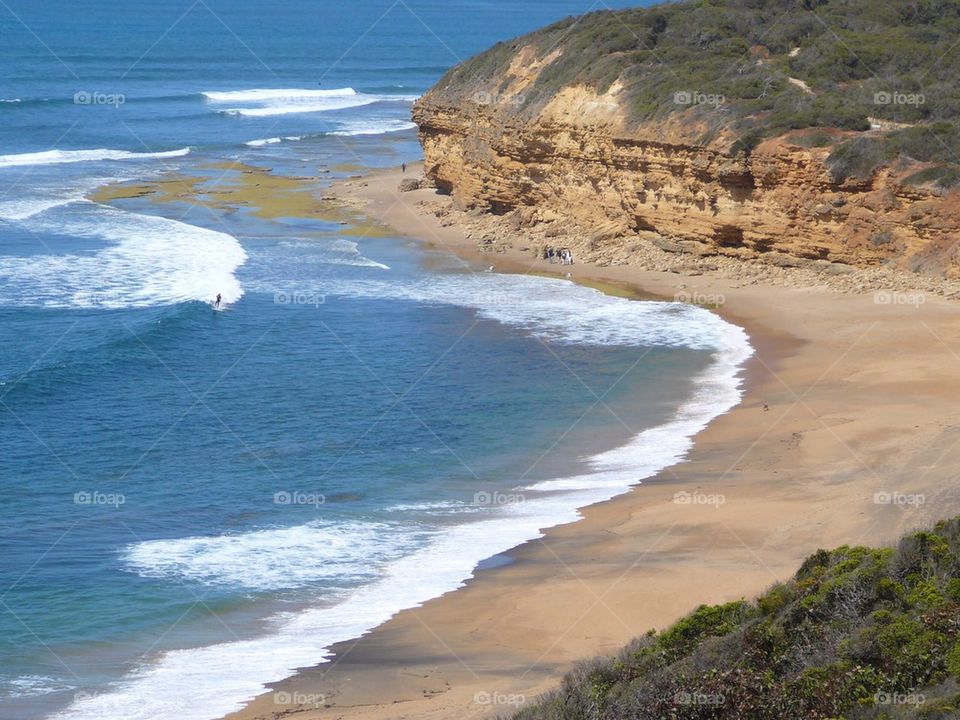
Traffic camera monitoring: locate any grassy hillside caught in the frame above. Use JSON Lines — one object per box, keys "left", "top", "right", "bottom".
{"left": 511, "top": 517, "right": 960, "bottom": 719}
{"left": 434, "top": 0, "right": 960, "bottom": 186}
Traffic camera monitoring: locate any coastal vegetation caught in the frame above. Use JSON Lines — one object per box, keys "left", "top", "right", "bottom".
{"left": 435, "top": 0, "right": 960, "bottom": 186}
{"left": 511, "top": 517, "right": 960, "bottom": 719}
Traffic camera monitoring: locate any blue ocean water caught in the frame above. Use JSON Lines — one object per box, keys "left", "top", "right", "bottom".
{"left": 0, "top": 2, "right": 752, "bottom": 719}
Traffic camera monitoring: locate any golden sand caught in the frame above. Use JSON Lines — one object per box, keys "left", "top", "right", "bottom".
{"left": 209, "top": 162, "right": 960, "bottom": 720}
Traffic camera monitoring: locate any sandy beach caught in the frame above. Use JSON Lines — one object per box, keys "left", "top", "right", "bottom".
{"left": 225, "top": 162, "right": 960, "bottom": 720}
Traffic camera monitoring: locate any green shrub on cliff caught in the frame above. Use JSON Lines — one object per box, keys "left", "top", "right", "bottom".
{"left": 433, "top": 0, "right": 960, "bottom": 182}
{"left": 511, "top": 517, "right": 960, "bottom": 720}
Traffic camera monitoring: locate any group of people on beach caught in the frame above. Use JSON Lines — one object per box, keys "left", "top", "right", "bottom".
{"left": 545, "top": 247, "right": 574, "bottom": 265}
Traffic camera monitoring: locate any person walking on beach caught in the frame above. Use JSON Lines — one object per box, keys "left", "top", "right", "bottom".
{"left": 401, "top": 162, "right": 406, "bottom": 173}
{"left": 547, "top": 247, "right": 555, "bottom": 263}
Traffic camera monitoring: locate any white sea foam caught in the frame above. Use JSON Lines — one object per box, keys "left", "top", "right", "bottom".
{"left": 0, "top": 205, "right": 246, "bottom": 308}
{"left": 53, "top": 272, "right": 752, "bottom": 720}
{"left": 329, "top": 119, "right": 417, "bottom": 136}
{"left": 58, "top": 491, "right": 603, "bottom": 720}
{"left": 322, "top": 256, "right": 391, "bottom": 269}
{"left": 321, "top": 273, "right": 740, "bottom": 350}
{"left": 203, "top": 87, "right": 416, "bottom": 117}
{"left": 4, "top": 675, "right": 75, "bottom": 699}
{"left": 274, "top": 238, "right": 390, "bottom": 270}
{"left": 244, "top": 135, "right": 303, "bottom": 147}
{"left": 386, "top": 500, "right": 481, "bottom": 514}
{"left": 0, "top": 176, "right": 123, "bottom": 222}
{"left": 221, "top": 98, "right": 380, "bottom": 117}
{"left": 202, "top": 88, "right": 360, "bottom": 103}
{"left": 124, "top": 521, "right": 430, "bottom": 591}
{"left": 0, "top": 147, "right": 189, "bottom": 169}
{"left": 244, "top": 137, "right": 282, "bottom": 147}
{"left": 0, "top": 196, "right": 91, "bottom": 222}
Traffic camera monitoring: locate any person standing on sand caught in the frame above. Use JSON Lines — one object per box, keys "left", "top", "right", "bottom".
{"left": 401, "top": 162, "right": 406, "bottom": 173}
{"left": 547, "top": 247, "right": 555, "bottom": 263}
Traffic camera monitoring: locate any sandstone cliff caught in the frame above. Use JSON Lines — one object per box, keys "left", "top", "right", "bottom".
{"left": 411, "top": 3, "right": 960, "bottom": 279}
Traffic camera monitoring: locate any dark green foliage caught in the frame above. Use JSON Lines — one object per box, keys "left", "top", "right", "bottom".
{"left": 512, "top": 518, "right": 960, "bottom": 720}
{"left": 827, "top": 136, "right": 894, "bottom": 182}
{"left": 434, "top": 0, "right": 960, "bottom": 177}
{"left": 656, "top": 601, "right": 753, "bottom": 661}
{"left": 787, "top": 129, "right": 837, "bottom": 148}
{"left": 902, "top": 166, "right": 960, "bottom": 189}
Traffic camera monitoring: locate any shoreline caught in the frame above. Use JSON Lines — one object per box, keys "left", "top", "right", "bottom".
{"left": 226, "top": 161, "right": 960, "bottom": 720}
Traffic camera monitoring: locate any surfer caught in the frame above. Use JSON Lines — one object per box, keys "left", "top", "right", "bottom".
{"left": 215, "top": 293, "right": 222, "bottom": 308}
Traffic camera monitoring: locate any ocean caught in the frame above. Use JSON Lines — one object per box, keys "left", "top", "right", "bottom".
{"left": 0, "top": 1, "right": 752, "bottom": 719}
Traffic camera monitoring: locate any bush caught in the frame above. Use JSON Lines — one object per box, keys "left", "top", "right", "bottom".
{"left": 434, "top": 0, "right": 960, "bottom": 177}
{"left": 947, "top": 641, "right": 960, "bottom": 681}
{"left": 656, "top": 601, "right": 752, "bottom": 661}
{"left": 902, "top": 166, "right": 960, "bottom": 189}
{"left": 512, "top": 517, "right": 960, "bottom": 720}
{"left": 827, "top": 136, "right": 894, "bottom": 182}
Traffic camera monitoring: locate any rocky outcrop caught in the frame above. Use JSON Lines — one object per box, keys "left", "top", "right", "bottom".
{"left": 413, "top": 74, "right": 960, "bottom": 278}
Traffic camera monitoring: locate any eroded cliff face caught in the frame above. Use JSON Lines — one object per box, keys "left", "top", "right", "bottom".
{"left": 413, "top": 67, "right": 960, "bottom": 278}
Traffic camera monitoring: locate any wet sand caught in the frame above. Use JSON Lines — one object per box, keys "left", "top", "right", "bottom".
{"left": 225, "top": 162, "right": 960, "bottom": 720}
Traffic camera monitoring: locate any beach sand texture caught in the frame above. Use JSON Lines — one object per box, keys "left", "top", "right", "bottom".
{"left": 226, "top": 163, "right": 960, "bottom": 720}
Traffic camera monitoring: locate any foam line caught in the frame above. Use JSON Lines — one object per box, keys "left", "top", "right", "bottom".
{"left": 0, "top": 148, "right": 189, "bottom": 169}
{"left": 54, "top": 275, "right": 752, "bottom": 720}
